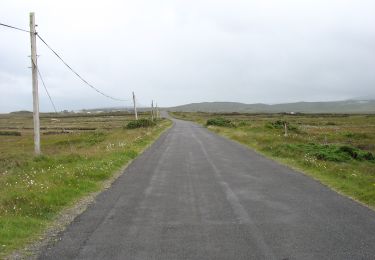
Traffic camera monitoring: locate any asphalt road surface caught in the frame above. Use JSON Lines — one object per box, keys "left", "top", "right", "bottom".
{"left": 39, "top": 117, "right": 375, "bottom": 260}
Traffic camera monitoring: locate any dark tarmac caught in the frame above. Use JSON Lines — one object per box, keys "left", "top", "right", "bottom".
{"left": 39, "top": 117, "right": 375, "bottom": 260}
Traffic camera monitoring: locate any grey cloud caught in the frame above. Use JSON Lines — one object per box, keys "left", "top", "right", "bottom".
{"left": 0, "top": 0, "right": 374, "bottom": 112}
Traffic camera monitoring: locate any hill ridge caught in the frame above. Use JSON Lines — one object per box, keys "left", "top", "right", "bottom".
{"left": 168, "top": 100, "right": 375, "bottom": 113}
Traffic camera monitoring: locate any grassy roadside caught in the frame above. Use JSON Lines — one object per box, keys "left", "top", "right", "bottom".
{"left": 0, "top": 113, "right": 172, "bottom": 257}
{"left": 170, "top": 112, "right": 375, "bottom": 209}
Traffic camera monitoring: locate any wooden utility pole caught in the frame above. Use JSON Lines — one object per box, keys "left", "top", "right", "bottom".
{"left": 30, "top": 12, "right": 41, "bottom": 155}
{"left": 132, "top": 91, "right": 138, "bottom": 120}
{"left": 284, "top": 122, "right": 288, "bottom": 137}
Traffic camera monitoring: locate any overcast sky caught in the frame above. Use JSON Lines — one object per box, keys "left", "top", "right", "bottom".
{"left": 1, "top": 0, "right": 374, "bottom": 112}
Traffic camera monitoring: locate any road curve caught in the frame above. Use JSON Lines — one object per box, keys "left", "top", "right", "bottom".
{"left": 39, "top": 117, "right": 375, "bottom": 260}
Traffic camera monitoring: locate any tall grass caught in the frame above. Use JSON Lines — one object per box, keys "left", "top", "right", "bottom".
{"left": 0, "top": 113, "right": 171, "bottom": 257}
{"left": 171, "top": 112, "right": 375, "bottom": 209}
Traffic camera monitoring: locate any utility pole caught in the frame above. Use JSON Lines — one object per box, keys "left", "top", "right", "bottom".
{"left": 30, "top": 12, "right": 41, "bottom": 155}
{"left": 284, "top": 122, "right": 288, "bottom": 137}
{"left": 132, "top": 91, "right": 138, "bottom": 120}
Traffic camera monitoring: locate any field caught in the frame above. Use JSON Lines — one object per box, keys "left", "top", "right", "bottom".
{"left": 171, "top": 112, "right": 375, "bottom": 209}
{"left": 0, "top": 111, "right": 171, "bottom": 257}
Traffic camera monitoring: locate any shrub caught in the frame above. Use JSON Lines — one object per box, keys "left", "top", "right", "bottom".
{"left": 339, "top": 146, "right": 358, "bottom": 159}
{"left": 344, "top": 132, "right": 369, "bottom": 139}
{"left": 265, "top": 120, "right": 298, "bottom": 132}
{"left": 314, "top": 148, "right": 351, "bottom": 162}
{"left": 282, "top": 143, "right": 374, "bottom": 162}
{"left": 206, "top": 117, "right": 235, "bottom": 127}
{"left": 265, "top": 120, "right": 285, "bottom": 129}
{"left": 361, "top": 152, "right": 375, "bottom": 161}
{"left": 126, "top": 118, "right": 156, "bottom": 129}
{"left": 0, "top": 131, "right": 21, "bottom": 136}
{"left": 337, "top": 145, "right": 374, "bottom": 161}
{"left": 237, "top": 120, "right": 250, "bottom": 127}
{"left": 86, "top": 131, "right": 106, "bottom": 145}
{"left": 314, "top": 145, "right": 374, "bottom": 162}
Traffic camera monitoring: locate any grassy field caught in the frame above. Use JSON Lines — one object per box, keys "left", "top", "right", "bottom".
{"left": 171, "top": 112, "right": 375, "bottom": 209}
{"left": 0, "top": 112, "right": 171, "bottom": 257}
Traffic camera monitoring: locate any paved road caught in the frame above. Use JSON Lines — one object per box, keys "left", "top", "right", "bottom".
{"left": 39, "top": 117, "right": 375, "bottom": 260}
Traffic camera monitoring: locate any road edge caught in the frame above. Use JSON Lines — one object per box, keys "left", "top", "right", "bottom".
{"left": 204, "top": 125, "right": 375, "bottom": 212}
{"left": 5, "top": 121, "right": 174, "bottom": 260}
{"left": 169, "top": 114, "right": 375, "bottom": 212}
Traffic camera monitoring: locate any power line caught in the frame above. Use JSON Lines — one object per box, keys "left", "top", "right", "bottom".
{"left": 36, "top": 34, "right": 129, "bottom": 102}
{"left": 31, "top": 56, "right": 58, "bottom": 113}
{"left": 35, "top": 62, "right": 58, "bottom": 113}
{"left": 1, "top": 21, "right": 130, "bottom": 102}
{"left": 0, "top": 22, "right": 30, "bottom": 33}
{"left": 0, "top": 23, "right": 129, "bottom": 101}
{"left": 39, "top": 69, "right": 58, "bottom": 113}
{"left": 32, "top": 57, "right": 75, "bottom": 151}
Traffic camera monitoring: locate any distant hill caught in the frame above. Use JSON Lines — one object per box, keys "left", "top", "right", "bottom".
{"left": 168, "top": 100, "right": 375, "bottom": 113}
{"left": 10, "top": 110, "right": 32, "bottom": 114}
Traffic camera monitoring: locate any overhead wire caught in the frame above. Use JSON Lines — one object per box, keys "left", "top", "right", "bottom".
{"left": 2, "top": 20, "right": 133, "bottom": 150}
{"left": 1, "top": 21, "right": 130, "bottom": 103}
{"left": 36, "top": 34, "right": 129, "bottom": 102}
{"left": 0, "top": 22, "right": 30, "bottom": 33}
{"left": 2, "top": 22, "right": 58, "bottom": 112}
{"left": 32, "top": 57, "right": 75, "bottom": 151}
{"left": 34, "top": 60, "right": 58, "bottom": 113}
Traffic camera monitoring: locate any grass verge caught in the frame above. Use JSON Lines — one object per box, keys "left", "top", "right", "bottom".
{"left": 170, "top": 112, "right": 375, "bottom": 209}
{"left": 0, "top": 114, "right": 171, "bottom": 258}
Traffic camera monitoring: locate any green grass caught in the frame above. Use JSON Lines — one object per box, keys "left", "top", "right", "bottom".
{"left": 0, "top": 131, "right": 21, "bottom": 136}
{"left": 0, "top": 112, "right": 172, "bottom": 257}
{"left": 171, "top": 112, "right": 375, "bottom": 209}
{"left": 125, "top": 118, "right": 156, "bottom": 129}
{"left": 206, "top": 117, "right": 235, "bottom": 127}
